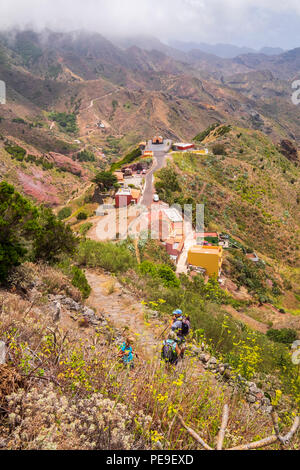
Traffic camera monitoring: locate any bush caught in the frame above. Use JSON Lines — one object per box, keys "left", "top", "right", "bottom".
{"left": 193, "top": 123, "right": 219, "bottom": 142}
{"left": 110, "top": 147, "right": 142, "bottom": 171}
{"left": 0, "top": 182, "right": 38, "bottom": 282}
{"left": 77, "top": 240, "right": 136, "bottom": 273}
{"left": 79, "top": 222, "right": 93, "bottom": 236}
{"left": 48, "top": 112, "right": 78, "bottom": 135}
{"left": 58, "top": 207, "right": 72, "bottom": 220}
{"left": 71, "top": 266, "right": 91, "bottom": 299}
{"left": 92, "top": 172, "right": 118, "bottom": 191}
{"left": 212, "top": 144, "right": 226, "bottom": 155}
{"left": 34, "top": 207, "right": 78, "bottom": 263}
{"left": 5, "top": 145, "right": 26, "bottom": 161}
{"left": 75, "top": 150, "right": 95, "bottom": 162}
{"left": 0, "top": 182, "right": 78, "bottom": 283}
{"left": 139, "top": 261, "right": 180, "bottom": 288}
{"left": 76, "top": 212, "right": 88, "bottom": 221}
{"left": 266, "top": 328, "right": 298, "bottom": 345}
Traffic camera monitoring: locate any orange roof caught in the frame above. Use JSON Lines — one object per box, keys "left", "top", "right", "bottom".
{"left": 131, "top": 189, "right": 141, "bottom": 200}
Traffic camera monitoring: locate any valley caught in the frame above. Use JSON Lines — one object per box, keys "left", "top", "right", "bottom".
{"left": 0, "top": 27, "right": 300, "bottom": 451}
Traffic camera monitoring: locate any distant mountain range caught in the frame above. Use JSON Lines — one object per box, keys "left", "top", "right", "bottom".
{"left": 169, "top": 40, "right": 285, "bottom": 59}
{"left": 0, "top": 28, "right": 300, "bottom": 207}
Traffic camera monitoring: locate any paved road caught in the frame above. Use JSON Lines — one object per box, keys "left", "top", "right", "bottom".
{"left": 140, "top": 140, "right": 172, "bottom": 207}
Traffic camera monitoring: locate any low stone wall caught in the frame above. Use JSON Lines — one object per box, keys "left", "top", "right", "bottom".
{"left": 190, "top": 343, "right": 273, "bottom": 413}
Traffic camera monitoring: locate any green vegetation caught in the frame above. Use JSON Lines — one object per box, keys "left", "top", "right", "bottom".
{"left": 74, "top": 150, "right": 96, "bottom": 162}
{"left": 5, "top": 145, "right": 26, "bottom": 161}
{"left": 71, "top": 266, "right": 91, "bottom": 299}
{"left": 92, "top": 171, "right": 118, "bottom": 191}
{"left": 25, "top": 154, "right": 54, "bottom": 170}
{"left": 76, "top": 212, "right": 88, "bottom": 221}
{"left": 266, "top": 328, "right": 298, "bottom": 345}
{"left": 224, "top": 250, "right": 279, "bottom": 303}
{"left": 79, "top": 222, "right": 93, "bottom": 237}
{"left": 15, "top": 37, "right": 42, "bottom": 65}
{"left": 194, "top": 123, "right": 219, "bottom": 142}
{"left": 47, "top": 63, "right": 63, "bottom": 80}
{"left": 0, "top": 182, "right": 77, "bottom": 283}
{"left": 58, "top": 207, "right": 72, "bottom": 220}
{"left": 49, "top": 112, "right": 78, "bottom": 135}
{"left": 12, "top": 118, "right": 26, "bottom": 124}
{"left": 212, "top": 143, "right": 226, "bottom": 155}
{"left": 111, "top": 147, "right": 142, "bottom": 171}
{"left": 77, "top": 239, "right": 136, "bottom": 273}
{"left": 139, "top": 261, "right": 180, "bottom": 288}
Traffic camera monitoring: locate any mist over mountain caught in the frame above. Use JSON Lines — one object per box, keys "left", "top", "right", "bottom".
{"left": 169, "top": 40, "right": 285, "bottom": 59}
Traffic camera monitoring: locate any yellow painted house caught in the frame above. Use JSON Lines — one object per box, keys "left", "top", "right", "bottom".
{"left": 187, "top": 245, "right": 223, "bottom": 277}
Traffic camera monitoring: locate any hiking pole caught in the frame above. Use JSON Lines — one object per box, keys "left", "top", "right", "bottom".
{"left": 157, "top": 323, "right": 169, "bottom": 340}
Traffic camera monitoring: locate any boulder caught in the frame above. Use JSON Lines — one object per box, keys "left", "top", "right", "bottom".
{"left": 199, "top": 353, "right": 210, "bottom": 363}
{"left": 246, "top": 394, "right": 256, "bottom": 404}
{"left": 208, "top": 356, "right": 217, "bottom": 365}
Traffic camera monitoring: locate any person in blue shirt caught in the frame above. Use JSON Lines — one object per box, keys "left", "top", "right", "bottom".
{"left": 118, "top": 336, "right": 134, "bottom": 368}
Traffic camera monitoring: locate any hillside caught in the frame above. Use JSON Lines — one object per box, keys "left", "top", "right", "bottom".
{"left": 155, "top": 125, "right": 300, "bottom": 313}
{"left": 1, "top": 29, "right": 300, "bottom": 209}
{"left": 0, "top": 28, "right": 300, "bottom": 451}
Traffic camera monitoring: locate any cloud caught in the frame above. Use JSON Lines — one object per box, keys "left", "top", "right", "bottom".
{"left": 1, "top": 0, "right": 300, "bottom": 49}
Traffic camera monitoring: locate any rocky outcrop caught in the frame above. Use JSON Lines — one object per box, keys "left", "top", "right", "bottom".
{"left": 17, "top": 170, "right": 60, "bottom": 205}
{"left": 48, "top": 152, "right": 84, "bottom": 176}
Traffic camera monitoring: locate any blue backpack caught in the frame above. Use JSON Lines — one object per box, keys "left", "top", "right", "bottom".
{"left": 161, "top": 340, "right": 178, "bottom": 364}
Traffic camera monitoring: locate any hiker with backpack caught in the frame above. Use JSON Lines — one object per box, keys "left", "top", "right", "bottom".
{"left": 170, "top": 309, "right": 191, "bottom": 358}
{"left": 118, "top": 336, "right": 135, "bottom": 369}
{"left": 161, "top": 331, "right": 183, "bottom": 365}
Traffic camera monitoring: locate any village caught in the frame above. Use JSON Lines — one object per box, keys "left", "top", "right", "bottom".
{"left": 93, "top": 135, "right": 260, "bottom": 282}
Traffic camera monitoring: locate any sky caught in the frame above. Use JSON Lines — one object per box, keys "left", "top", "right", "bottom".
{"left": 1, "top": 0, "right": 300, "bottom": 50}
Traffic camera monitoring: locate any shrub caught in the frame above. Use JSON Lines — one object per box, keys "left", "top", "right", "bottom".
{"left": 0, "top": 182, "right": 38, "bottom": 282}
{"left": 212, "top": 144, "right": 226, "bottom": 155}
{"left": 5, "top": 145, "right": 26, "bottom": 161}
{"left": 58, "top": 207, "right": 72, "bottom": 220}
{"left": 266, "top": 328, "right": 298, "bottom": 345}
{"left": 76, "top": 212, "right": 88, "bottom": 221}
{"left": 139, "top": 261, "right": 180, "bottom": 288}
{"left": 110, "top": 147, "right": 142, "bottom": 171}
{"left": 34, "top": 207, "right": 78, "bottom": 263}
{"left": 92, "top": 172, "right": 118, "bottom": 191}
{"left": 75, "top": 150, "right": 95, "bottom": 162}
{"left": 71, "top": 266, "right": 91, "bottom": 299}
{"left": 48, "top": 112, "right": 78, "bottom": 135}
{"left": 79, "top": 222, "right": 93, "bottom": 236}
{"left": 77, "top": 240, "right": 136, "bottom": 273}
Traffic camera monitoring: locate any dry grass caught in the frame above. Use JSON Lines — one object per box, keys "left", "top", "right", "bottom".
{"left": 0, "top": 266, "right": 299, "bottom": 450}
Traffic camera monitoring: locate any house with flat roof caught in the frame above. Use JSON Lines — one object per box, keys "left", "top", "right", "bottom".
{"left": 166, "top": 236, "right": 185, "bottom": 262}
{"left": 115, "top": 188, "right": 132, "bottom": 208}
{"left": 173, "top": 143, "right": 195, "bottom": 151}
{"left": 187, "top": 245, "right": 223, "bottom": 277}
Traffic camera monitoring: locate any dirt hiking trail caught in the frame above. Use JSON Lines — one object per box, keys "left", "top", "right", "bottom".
{"left": 85, "top": 269, "right": 205, "bottom": 375}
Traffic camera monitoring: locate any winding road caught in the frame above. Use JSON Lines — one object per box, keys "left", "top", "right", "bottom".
{"left": 140, "top": 140, "right": 172, "bottom": 207}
